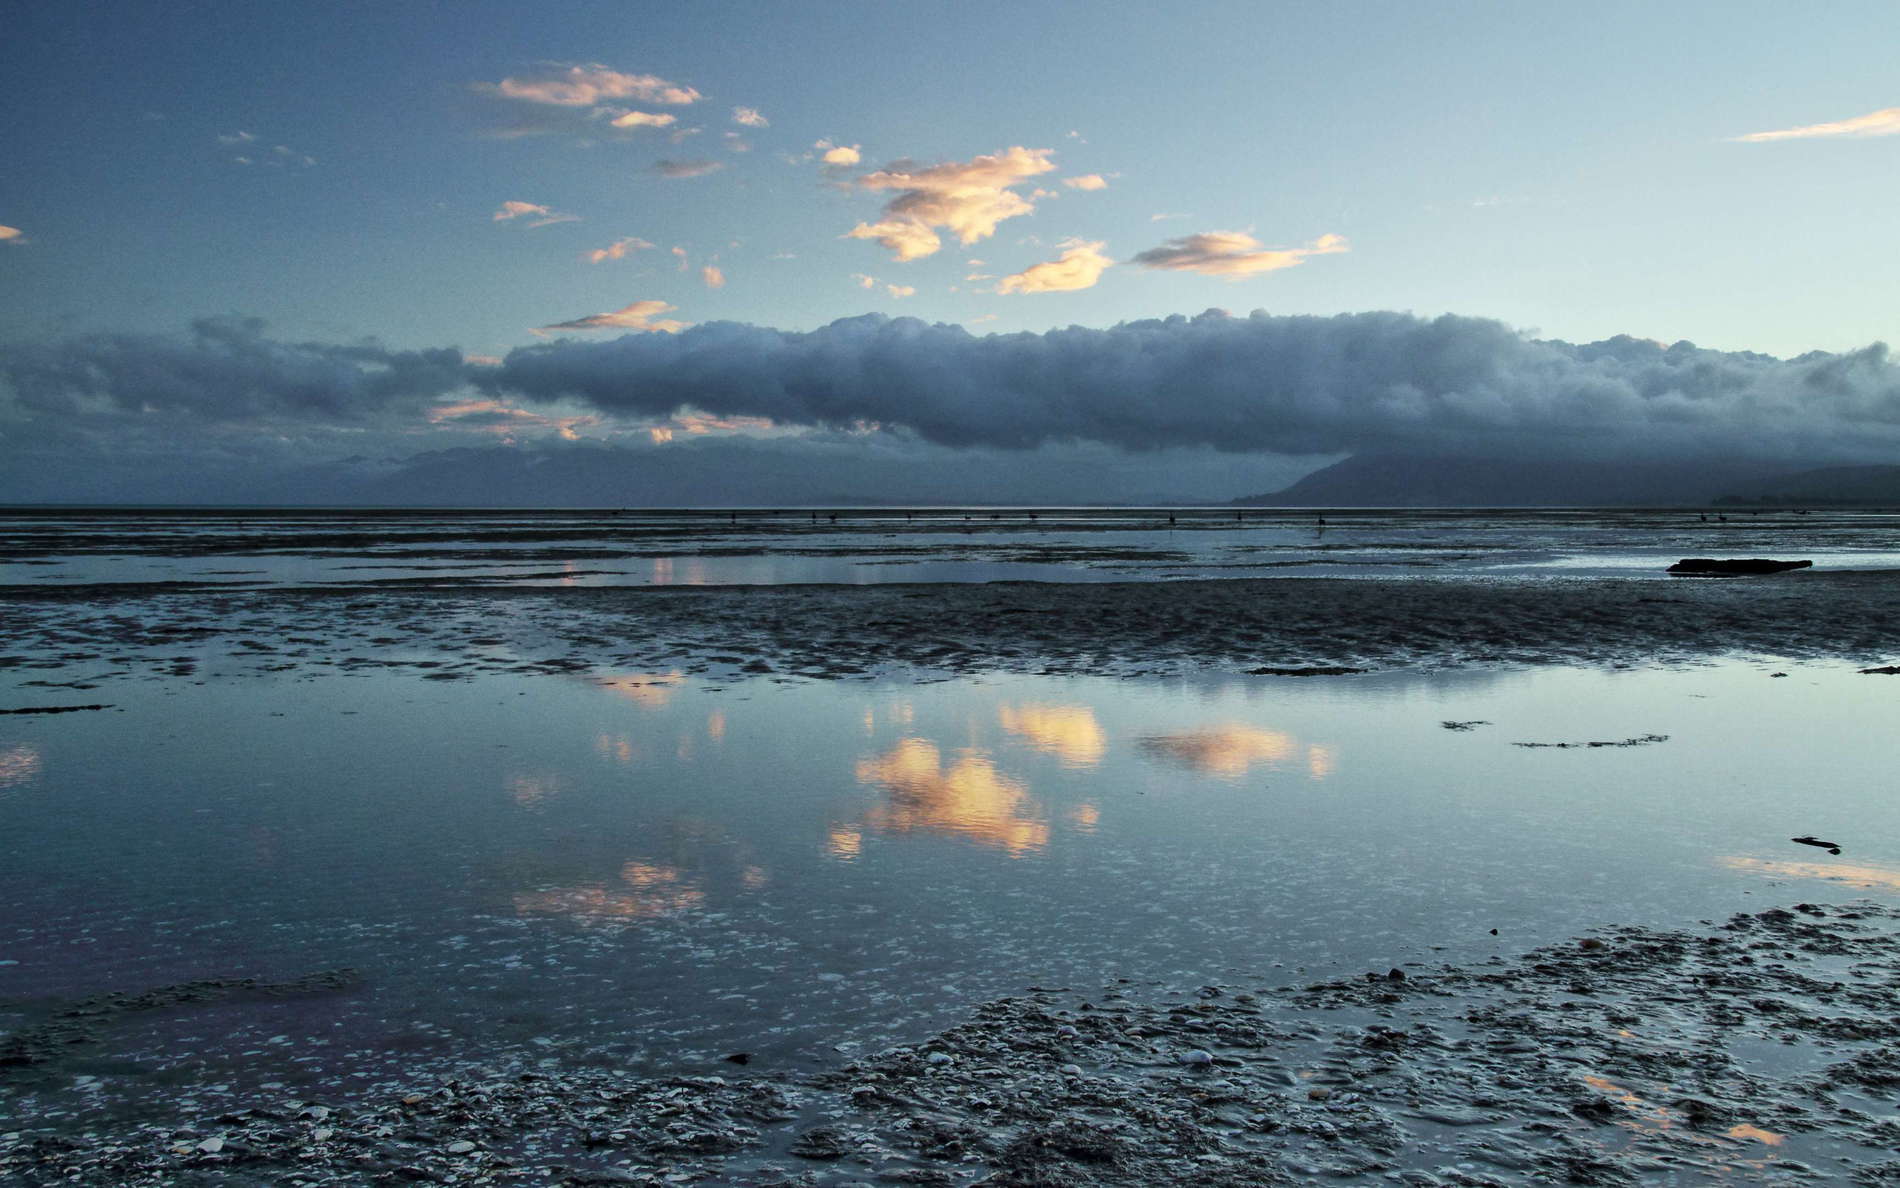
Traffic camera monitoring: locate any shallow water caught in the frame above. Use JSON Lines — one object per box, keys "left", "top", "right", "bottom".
{"left": 6, "top": 506, "right": 1900, "bottom": 588}
{"left": 3, "top": 659, "right": 1896, "bottom": 1125}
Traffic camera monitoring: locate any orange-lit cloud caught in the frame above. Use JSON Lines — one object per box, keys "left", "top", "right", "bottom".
{"left": 648, "top": 426, "right": 674, "bottom": 444}
{"left": 609, "top": 110, "right": 676, "bottom": 129}
{"left": 733, "top": 106, "right": 769, "bottom": 127}
{"left": 997, "top": 239, "right": 1113, "bottom": 294}
{"left": 1132, "top": 230, "right": 1347, "bottom": 278}
{"left": 850, "top": 273, "right": 915, "bottom": 299}
{"left": 701, "top": 264, "right": 726, "bottom": 289}
{"left": 494, "top": 200, "right": 580, "bottom": 228}
{"left": 847, "top": 146, "right": 1055, "bottom": 261}
{"left": 1063, "top": 174, "right": 1108, "bottom": 191}
{"left": 816, "top": 139, "right": 861, "bottom": 166}
{"left": 586, "top": 236, "right": 654, "bottom": 263}
{"left": 1733, "top": 106, "right": 1900, "bottom": 142}
{"left": 999, "top": 703, "right": 1107, "bottom": 767}
{"left": 481, "top": 64, "right": 701, "bottom": 107}
{"left": 425, "top": 398, "right": 595, "bottom": 440}
{"left": 536, "top": 299, "right": 688, "bottom": 335}
{"left": 1138, "top": 724, "right": 1304, "bottom": 778}
{"left": 852, "top": 737, "right": 1049, "bottom": 854}
{"left": 0, "top": 225, "right": 23, "bottom": 244}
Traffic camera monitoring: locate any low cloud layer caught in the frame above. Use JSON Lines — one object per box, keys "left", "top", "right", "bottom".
{"left": 7, "top": 311, "right": 1900, "bottom": 505}
{"left": 492, "top": 309, "right": 1900, "bottom": 463}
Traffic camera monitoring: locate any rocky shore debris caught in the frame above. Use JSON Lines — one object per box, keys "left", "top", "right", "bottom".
{"left": 1513, "top": 732, "right": 1669, "bottom": 749}
{"left": 0, "top": 703, "right": 113, "bottom": 715}
{"left": 1792, "top": 834, "right": 1843, "bottom": 855}
{"left": 6, "top": 904, "right": 1900, "bottom": 1185}
{"left": 1666, "top": 557, "right": 1813, "bottom": 576}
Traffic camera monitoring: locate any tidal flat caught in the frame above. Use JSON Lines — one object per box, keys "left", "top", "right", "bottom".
{"left": 3, "top": 511, "right": 1900, "bottom": 1184}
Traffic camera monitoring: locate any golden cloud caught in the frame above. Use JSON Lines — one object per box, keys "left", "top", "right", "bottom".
{"left": 1733, "top": 106, "right": 1900, "bottom": 142}
{"left": 481, "top": 63, "right": 701, "bottom": 107}
{"left": 701, "top": 264, "right": 726, "bottom": 289}
{"left": 846, "top": 146, "right": 1055, "bottom": 261}
{"left": 493, "top": 200, "right": 580, "bottom": 228}
{"left": 1063, "top": 174, "right": 1108, "bottom": 191}
{"left": 997, "top": 240, "right": 1113, "bottom": 294}
{"left": 536, "top": 299, "right": 689, "bottom": 335}
{"left": 1132, "top": 230, "right": 1347, "bottom": 278}
{"left": 586, "top": 236, "right": 654, "bottom": 263}
{"left": 733, "top": 106, "right": 769, "bottom": 127}
{"left": 609, "top": 110, "right": 676, "bottom": 129}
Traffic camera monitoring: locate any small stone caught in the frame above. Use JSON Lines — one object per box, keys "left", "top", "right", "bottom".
{"left": 312, "top": 1128, "right": 333, "bottom": 1142}
{"left": 926, "top": 1051, "right": 952, "bottom": 1065}
{"left": 196, "top": 1137, "right": 224, "bottom": 1154}
{"left": 1308, "top": 1087, "right": 1332, "bottom": 1101}
{"left": 1060, "top": 1064, "right": 1083, "bottom": 1078}
{"left": 1179, "top": 1049, "right": 1215, "bottom": 1066}
{"left": 445, "top": 1139, "right": 476, "bottom": 1154}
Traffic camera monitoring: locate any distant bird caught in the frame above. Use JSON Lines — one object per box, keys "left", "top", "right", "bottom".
{"left": 1792, "top": 835, "right": 1842, "bottom": 855}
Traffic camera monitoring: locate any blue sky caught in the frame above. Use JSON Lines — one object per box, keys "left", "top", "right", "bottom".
{"left": 1, "top": 1, "right": 1897, "bottom": 503}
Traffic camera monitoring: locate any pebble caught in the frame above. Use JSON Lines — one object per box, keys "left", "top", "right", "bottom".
{"left": 1179, "top": 1049, "right": 1215, "bottom": 1066}
{"left": 445, "top": 1140, "right": 476, "bottom": 1154}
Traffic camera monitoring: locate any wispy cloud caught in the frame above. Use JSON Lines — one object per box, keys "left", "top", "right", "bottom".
{"left": 426, "top": 398, "right": 597, "bottom": 442}
{"left": 997, "top": 240, "right": 1113, "bottom": 294}
{"left": 850, "top": 274, "right": 913, "bottom": 298}
{"left": 218, "top": 131, "right": 315, "bottom": 167}
{"left": 1062, "top": 174, "right": 1108, "bottom": 191}
{"left": 1732, "top": 105, "right": 1900, "bottom": 142}
{"left": 655, "top": 159, "right": 724, "bottom": 179}
{"left": 609, "top": 110, "right": 676, "bottom": 129}
{"left": 701, "top": 264, "right": 725, "bottom": 289}
{"left": 478, "top": 63, "right": 701, "bottom": 107}
{"left": 586, "top": 236, "right": 655, "bottom": 263}
{"left": 493, "top": 200, "right": 580, "bottom": 228}
{"left": 0, "top": 225, "right": 24, "bottom": 245}
{"left": 217, "top": 131, "right": 257, "bottom": 146}
{"left": 733, "top": 106, "right": 769, "bottom": 127}
{"left": 535, "top": 299, "right": 689, "bottom": 336}
{"left": 845, "top": 146, "right": 1055, "bottom": 262}
{"left": 1132, "top": 231, "right": 1346, "bottom": 278}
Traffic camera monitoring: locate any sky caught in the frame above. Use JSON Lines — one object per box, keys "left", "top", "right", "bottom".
{"left": 1, "top": 0, "right": 1897, "bottom": 504}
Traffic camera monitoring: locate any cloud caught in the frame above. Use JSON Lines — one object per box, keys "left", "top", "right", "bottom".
{"left": 1733, "top": 105, "right": 1900, "bottom": 142}
{"left": 733, "top": 106, "right": 769, "bottom": 127}
{"left": 494, "top": 200, "right": 580, "bottom": 228}
{"left": 1062, "top": 174, "right": 1108, "bottom": 191}
{"left": 997, "top": 240, "right": 1113, "bottom": 294}
{"left": 1132, "top": 231, "right": 1346, "bottom": 278}
{"left": 481, "top": 309, "right": 1900, "bottom": 464}
{"left": 0, "top": 225, "right": 23, "bottom": 244}
{"left": 845, "top": 146, "right": 1055, "bottom": 261}
{"left": 886, "top": 284, "right": 916, "bottom": 298}
{"left": 535, "top": 299, "right": 688, "bottom": 335}
{"left": 723, "top": 132, "right": 750, "bottom": 152}
{"left": 478, "top": 64, "right": 701, "bottom": 107}
{"left": 816, "top": 139, "right": 861, "bottom": 166}
{"left": 701, "top": 264, "right": 725, "bottom": 289}
{"left": 426, "top": 398, "right": 596, "bottom": 441}
{"left": 0, "top": 316, "right": 468, "bottom": 423}
{"left": 217, "top": 131, "right": 257, "bottom": 145}
{"left": 655, "top": 159, "right": 723, "bottom": 179}
{"left": 586, "top": 236, "right": 655, "bottom": 263}
{"left": 219, "top": 131, "right": 315, "bottom": 167}
{"left": 851, "top": 274, "right": 913, "bottom": 298}
{"left": 609, "top": 110, "right": 676, "bottom": 129}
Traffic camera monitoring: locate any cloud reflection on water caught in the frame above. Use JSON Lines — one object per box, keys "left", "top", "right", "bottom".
{"left": 998, "top": 703, "right": 1106, "bottom": 767}
{"left": 1137, "top": 724, "right": 1332, "bottom": 780}
{"left": 850, "top": 737, "right": 1049, "bottom": 855}
{"left": 0, "top": 743, "right": 42, "bottom": 792}
{"left": 1718, "top": 855, "right": 1900, "bottom": 892}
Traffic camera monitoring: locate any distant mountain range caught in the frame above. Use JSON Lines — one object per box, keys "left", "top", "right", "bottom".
{"left": 1233, "top": 455, "right": 1900, "bottom": 508}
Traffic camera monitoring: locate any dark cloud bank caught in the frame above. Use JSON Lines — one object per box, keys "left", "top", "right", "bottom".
{"left": 3, "top": 311, "right": 1897, "bottom": 505}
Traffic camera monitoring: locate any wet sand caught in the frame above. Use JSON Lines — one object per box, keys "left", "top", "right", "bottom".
{"left": 5, "top": 903, "right": 1899, "bottom": 1184}
{"left": 3, "top": 572, "right": 1899, "bottom": 695}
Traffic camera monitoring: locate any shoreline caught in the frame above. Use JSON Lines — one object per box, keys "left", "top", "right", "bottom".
{"left": 4, "top": 902, "right": 1897, "bottom": 1185}
{"left": 3, "top": 573, "right": 1899, "bottom": 693}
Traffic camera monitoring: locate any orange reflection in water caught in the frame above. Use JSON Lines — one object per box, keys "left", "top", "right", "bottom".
{"left": 594, "top": 734, "right": 636, "bottom": 764}
{"left": 513, "top": 859, "right": 706, "bottom": 922}
{"left": 999, "top": 703, "right": 1107, "bottom": 767}
{"left": 510, "top": 774, "right": 559, "bottom": 810}
{"left": 594, "top": 670, "right": 686, "bottom": 709}
{"left": 1138, "top": 724, "right": 1330, "bottom": 779}
{"left": 1719, "top": 855, "right": 1900, "bottom": 891}
{"left": 0, "top": 743, "right": 42, "bottom": 790}
{"left": 851, "top": 737, "right": 1049, "bottom": 855}
{"left": 707, "top": 709, "right": 727, "bottom": 742}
